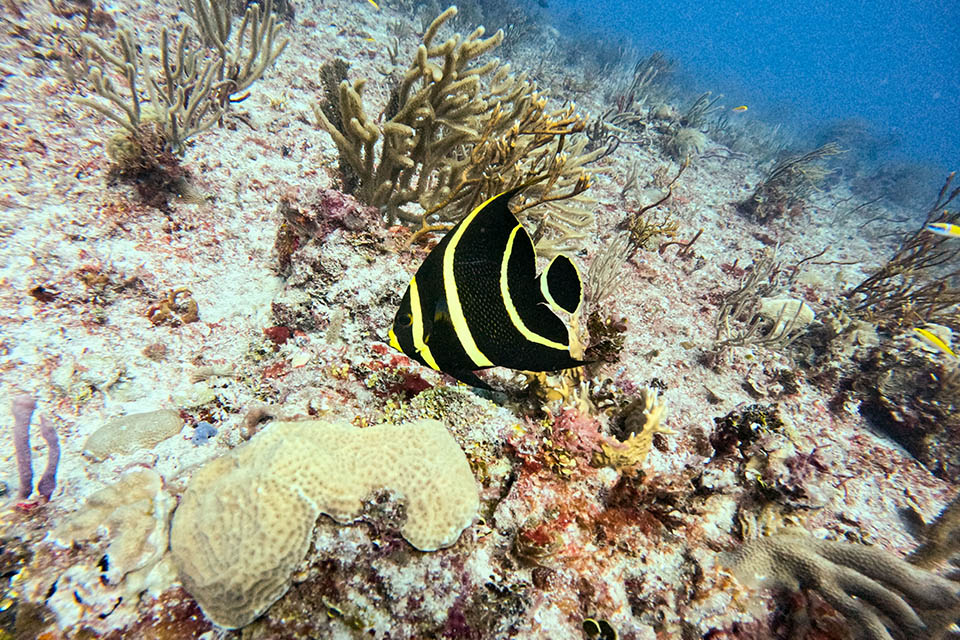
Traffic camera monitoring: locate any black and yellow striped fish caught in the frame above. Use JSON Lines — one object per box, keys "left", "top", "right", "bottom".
{"left": 388, "top": 185, "right": 586, "bottom": 389}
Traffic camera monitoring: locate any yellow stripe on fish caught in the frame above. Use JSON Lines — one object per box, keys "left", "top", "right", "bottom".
{"left": 387, "top": 183, "right": 586, "bottom": 388}
{"left": 500, "top": 225, "right": 569, "bottom": 351}
{"left": 913, "top": 327, "right": 958, "bottom": 357}
{"left": 443, "top": 195, "right": 497, "bottom": 370}
{"left": 409, "top": 276, "right": 440, "bottom": 371}
{"left": 924, "top": 221, "right": 960, "bottom": 237}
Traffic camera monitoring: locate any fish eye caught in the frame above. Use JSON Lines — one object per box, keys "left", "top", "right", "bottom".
{"left": 399, "top": 313, "right": 413, "bottom": 327}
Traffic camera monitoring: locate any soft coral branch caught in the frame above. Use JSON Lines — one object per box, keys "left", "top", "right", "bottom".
{"left": 10, "top": 394, "right": 60, "bottom": 501}
{"left": 11, "top": 394, "right": 35, "bottom": 499}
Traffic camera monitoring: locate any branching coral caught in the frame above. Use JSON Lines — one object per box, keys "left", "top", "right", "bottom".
{"left": 679, "top": 91, "right": 724, "bottom": 130}
{"left": 738, "top": 143, "right": 842, "bottom": 223}
{"left": 313, "top": 5, "right": 597, "bottom": 248}
{"left": 75, "top": 0, "right": 288, "bottom": 154}
{"left": 613, "top": 51, "right": 671, "bottom": 114}
{"left": 619, "top": 159, "right": 686, "bottom": 254}
{"left": 845, "top": 172, "right": 960, "bottom": 329}
{"left": 713, "top": 249, "right": 812, "bottom": 352}
{"left": 585, "top": 232, "right": 631, "bottom": 306}
{"left": 723, "top": 531, "right": 960, "bottom": 640}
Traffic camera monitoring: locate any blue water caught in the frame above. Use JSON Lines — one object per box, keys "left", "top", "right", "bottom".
{"left": 548, "top": 0, "right": 959, "bottom": 172}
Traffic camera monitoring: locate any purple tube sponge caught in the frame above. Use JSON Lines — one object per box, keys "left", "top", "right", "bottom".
{"left": 10, "top": 394, "right": 60, "bottom": 501}
{"left": 11, "top": 394, "right": 36, "bottom": 500}
{"left": 37, "top": 415, "right": 60, "bottom": 501}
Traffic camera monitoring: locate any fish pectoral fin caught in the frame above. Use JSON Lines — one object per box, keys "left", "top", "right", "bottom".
{"left": 433, "top": 298, "right": 452, "bottom": 325}
{"left": 448, "top": 369, "right": 494, "bottom": 391}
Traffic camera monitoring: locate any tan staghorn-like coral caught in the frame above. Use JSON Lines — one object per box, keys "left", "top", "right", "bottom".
{"left": 313, "top": 5, "right": 596, "bottom": 247}
{"left": 74, "top": 0, "right": 288, "bottom": 154}
{"left": 723, "top": 530, "right": 960, "bottom": 640}
{"left": 169, "top": 418, "right": 479, "bottom": 628}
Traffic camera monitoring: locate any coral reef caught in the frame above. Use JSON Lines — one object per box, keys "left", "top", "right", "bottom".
{"left": 2, "top": 0, "right": 958, "bottom": 637}
{"left": 169, "top": 418, "right": 479, "bottom": 628}
{"left": 738, "top": 143, "right": 842, "bottom": 223}
{"left": 313, "top": 4, "right": 596, "bottom": 248}
{"left": 723, "top": 531, "right": 960, "bottom": 640}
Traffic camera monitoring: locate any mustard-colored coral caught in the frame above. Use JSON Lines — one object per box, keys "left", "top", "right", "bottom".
{"left": 598, "top": 388, "right": 674, "bottom": 471}
{"left": 313, "top": 5, "right": 596, "bottom": 249}
{"left": 169, "top": 418, "right": 479, "bottom": 628}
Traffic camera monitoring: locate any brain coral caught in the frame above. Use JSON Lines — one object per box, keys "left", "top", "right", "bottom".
{"left": 83, "top": 409, "right": 183, "bottom": 461}
{"left": 169, "top": 418, "right": 479, "bottom": 628}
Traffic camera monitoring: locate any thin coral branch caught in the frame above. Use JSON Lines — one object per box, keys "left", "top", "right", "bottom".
{"left": 74, "top": 0, "right": 286, "bottom": 154}
{"left": 37, "top": 415, "right": 60, "bottom": 501}
{"left": 12, "top": 394, "right": 36, "bottom": 500}
{"left": 846, "top": 172, "right": 960, "bottom": 328}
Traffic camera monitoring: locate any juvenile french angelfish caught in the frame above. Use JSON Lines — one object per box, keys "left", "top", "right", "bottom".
{"left": 388, "top": 185, "right": 586, "bottom": 389}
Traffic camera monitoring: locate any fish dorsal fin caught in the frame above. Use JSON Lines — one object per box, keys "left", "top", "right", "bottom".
{"left": 540, "top": 254, "right": 582, "bottom": 315}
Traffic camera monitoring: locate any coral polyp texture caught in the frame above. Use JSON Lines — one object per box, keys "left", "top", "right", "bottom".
{"left": 169, "top": 418, "right": 479, "bottom": 628}
{"left": 724, "top": 531, "right": 960, "bottom": 640}
{"left": 314, "top": 4, "right": 596, "bottom": 242}
{"left": 82, "top": 409, "right": 184, "bottom": 461}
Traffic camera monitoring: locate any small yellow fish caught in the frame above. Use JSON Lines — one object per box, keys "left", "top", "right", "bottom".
{"left": 364, "top": 37, "right": 375, "bottom": 42}
{"left": 366, "top": 0, "right": 380, "bottom": 9}
{"left": 732, "top": 105, "right": 748, "bottom": 112}
{"left": 924, "top": 221, "right": 960, "bottom": 237}
{"left": 913, "top": 327, "right": 957, "bottom": 357}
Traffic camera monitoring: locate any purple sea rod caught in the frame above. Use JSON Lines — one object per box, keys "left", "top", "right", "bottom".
{"left": 11, "top": 394, "right": 36, "bottom": 499}
{"left": 10, "top": 394, "right": 60, "bottom": 501}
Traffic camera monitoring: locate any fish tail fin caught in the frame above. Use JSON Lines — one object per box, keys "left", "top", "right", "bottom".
{"left": 540, "top": 254, "right": 583, "bottom": 315}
